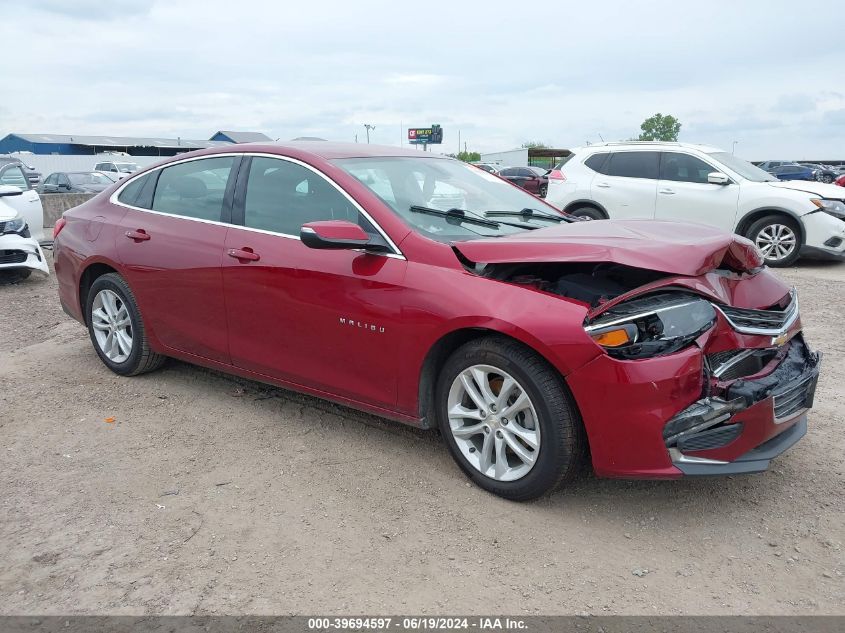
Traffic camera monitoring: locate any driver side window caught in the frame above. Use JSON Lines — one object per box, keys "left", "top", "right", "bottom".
{"left": 243, "top": 157, "right": 373, "bottom": 236}
{"left": 660, "top": 152, "right": 716, "bottom": 184}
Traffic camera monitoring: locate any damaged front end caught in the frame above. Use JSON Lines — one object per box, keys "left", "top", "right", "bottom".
{"left": 0, "top": 216, "right": 49, "bottom": 278}
{"left": 478, "top": 259, "right": 819, "bottom": 479}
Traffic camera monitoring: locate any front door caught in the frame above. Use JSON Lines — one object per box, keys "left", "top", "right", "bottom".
{"left": 222, "top": 156, "right": 406, "bottom": 408}
{"left": 114, "top": 155, "right": 239, "bottom": 363}
{"left": 654, "top": 152, "right": 740, "bottom": 230}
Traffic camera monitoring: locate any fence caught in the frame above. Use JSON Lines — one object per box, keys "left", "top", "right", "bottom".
{"left": 2, "top": 154, "right": 169, "bottom": 177}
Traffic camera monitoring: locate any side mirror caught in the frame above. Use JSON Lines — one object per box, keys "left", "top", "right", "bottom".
{"left": 300, "top": 220, "right": 389, "bottom": 252}
{"left": 708, "top": 172, "right": 730, "bottom": 185}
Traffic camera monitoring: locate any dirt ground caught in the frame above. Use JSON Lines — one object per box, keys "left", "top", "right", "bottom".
{"left": 1, "top": 251, "right": 843, "bottom": 616}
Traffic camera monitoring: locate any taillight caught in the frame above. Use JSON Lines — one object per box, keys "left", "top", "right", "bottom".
{"left": 549, "top": 170, "right": 566, "bottom": 181}
{"left": 53, "top": 217, "right": 67, "bottom": 239}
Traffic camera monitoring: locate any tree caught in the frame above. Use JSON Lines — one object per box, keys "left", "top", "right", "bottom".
{"left": 448, "top": 151, "right": 481, "bottom": 162}
{"left": 637, "top": 113, "right": 681, "bottom": 142}
{"left": 521, "top": 141, "right": 550, "bottom": 149}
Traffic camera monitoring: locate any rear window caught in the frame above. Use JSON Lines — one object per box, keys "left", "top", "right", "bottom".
{"left": 117, "top": 174, "right": 149, "bottom": 206}
{"left": 584, "top": 153, "right": 610, "bottom": 174}
{"left": 605, "top": 151, "right": 659, "bottom": 179}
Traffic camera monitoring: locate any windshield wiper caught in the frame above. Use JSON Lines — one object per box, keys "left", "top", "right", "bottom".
{"left": 409, "top": 205, "right": 501, "bottom": 228}
{"left": 485, "top": 208, "right": 568, "bottom": 223}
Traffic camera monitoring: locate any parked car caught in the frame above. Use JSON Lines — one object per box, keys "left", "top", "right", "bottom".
{"left": 53, "top": 142, "right": 820, "bottom": 500}
{"left": 0, "top": 160, "right": 46, "bottom": 242}
{"left": 0, "top": 156, "right": 42, "bottom": 187}
{"left": 471, "top": 163, "right": 501, "bottom": 174}
{"left": 765, "top": 164, "right": 814, "bottom": 181}
{"left": 800, "top": 164, "right": 838, "bottom": 184}
{"left": 92, "top": 160, "right": 139, "bottom": 179}
{"left": 545, "top": 142, "right": 845, "bottom": 267}
{"left": 498, "top": 166, "right": 550, "bottom": 197}
{"left": 39, "top": 171, "right": 117, "bottom": 194}
{"left": 0, "top": 184, "right": 49, "bottom": 283}
{"left": 835, "top": 173, "right": 845, "bottom": 188}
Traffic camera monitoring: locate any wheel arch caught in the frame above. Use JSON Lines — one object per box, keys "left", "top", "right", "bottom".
{"left": 735, "top": 207, "right": 806, "bottom": 245}
{"left": 78, "top": 261, "right": 120, "bottom": 326}
{"left": 563, "top": 199, "right": 609, "bottom": 219}
{"left": 416, "top": 326, "right": 580, "bottom": 428}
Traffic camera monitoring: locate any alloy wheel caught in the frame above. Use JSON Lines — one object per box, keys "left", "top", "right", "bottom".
{"left": 755, "top": 223, "right": 797, "bottom": 262}
{"left": 446, "top": 364, "right": 540, "bottom": 481}
{"left": 91, "top": 289, "right": 134, "bottom": 363}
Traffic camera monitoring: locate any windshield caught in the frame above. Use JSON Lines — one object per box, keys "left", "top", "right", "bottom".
{"left": 707, "top": 152, "right": 777, "bottom": 182}
{"left": 68, "top": 172, "right": 114, "bottom": 185}
{"left": 116, "top": 163, "right": 138, "bottom": 173}
{"left": 333, "top": 156, "right": 567, "bottom": 242}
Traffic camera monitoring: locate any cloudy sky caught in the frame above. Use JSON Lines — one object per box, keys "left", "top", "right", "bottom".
{"left": 2, "top": 0, "right": 844, "bottom": 160}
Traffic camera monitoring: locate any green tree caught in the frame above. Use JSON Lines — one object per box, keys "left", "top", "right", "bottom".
{"left": 637, "top": 113, "right": 681, "bottom": 142}
{"left": 521, "top": 141, "right": 549, "bottom": 149}
{"left": 449, "top": 150, "right": 481, "bottom": 162}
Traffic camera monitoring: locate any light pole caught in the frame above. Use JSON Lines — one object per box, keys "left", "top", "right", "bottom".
{"left": 364, "top": 124, "right": 375, "bottom": 144}
{"left": 732, "top": 140, "right": 739, "bottom": 155}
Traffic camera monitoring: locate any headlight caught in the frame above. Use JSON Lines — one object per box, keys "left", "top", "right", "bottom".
{"left": 584, "top": 293, "right": 716, "bottom": 359}
{"left": 811, "top": 198, "right": 845, "bottom": 220}
{"left": 1, "top": 214, "right": 27, "bottom": 235}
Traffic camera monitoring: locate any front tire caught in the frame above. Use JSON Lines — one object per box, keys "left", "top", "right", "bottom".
{"left": 568, "top": 206, "right": 605, "bottom": 221}
{"left": 0, "top": 269, "right": 32, "bottom": 285}
{"left": 745, "top": 214, "right": 801, "bottom": 267}
{"left": 86, "top": 273, "right": 165, "bottom": 376}
{"left": 436, "top": 337, "right": 586, "bottom": 501}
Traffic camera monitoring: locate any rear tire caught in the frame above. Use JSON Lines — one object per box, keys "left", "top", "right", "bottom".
{"left": 568, "top": 206, "right": 605, "bottom": 221}
{"left": 539, "top": 184, "right": 548, "bottom": 198}
{"left": 436, "top": 336, "right": 586, "bottom": 501}
{"left": 745, "top": 214, "right": 802, "bottom": 267}
{"left": 85, "top": 273, "right": 165, "bottom": 376}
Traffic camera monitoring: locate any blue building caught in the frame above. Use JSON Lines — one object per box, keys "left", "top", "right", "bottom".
{"left": 210, "top": 131, "right": 273, "bottom": 144}
{"left": 0, "top": 130, "right": 271, "bottom": 156}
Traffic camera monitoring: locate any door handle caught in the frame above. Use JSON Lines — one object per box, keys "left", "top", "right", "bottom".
{"left": 227, "top": 247, "right": 260, "bottom": 262}
{"left": 595, "top": 182, "right": 610, "bottom": 188}
{"left": 658, "top": 188, "right": 675, "bottom": 195}
{"left": 125, "top": 229, "right": 150, "bottom": 241}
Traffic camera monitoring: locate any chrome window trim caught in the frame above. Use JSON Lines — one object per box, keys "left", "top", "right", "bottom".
{"left": 108, "top": 151, "right": 406, "bottom": 260}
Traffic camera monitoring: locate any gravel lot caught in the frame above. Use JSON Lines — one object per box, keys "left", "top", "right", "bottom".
{"left": 1, "top": 252, "right": 843, "bottom": 616}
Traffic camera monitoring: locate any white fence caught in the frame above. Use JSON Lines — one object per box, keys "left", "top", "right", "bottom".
{"left": 1, "top": 154, "right": 171, "bottom": 176}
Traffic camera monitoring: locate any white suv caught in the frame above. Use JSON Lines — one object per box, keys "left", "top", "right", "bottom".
{"left": 545, "top": 141, "right": 845, "bottom": 267}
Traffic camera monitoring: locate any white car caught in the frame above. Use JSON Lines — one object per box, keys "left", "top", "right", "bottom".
{"left": 0, "top": 161, "right": 46, "bottom": 242}
{"left": 92, "top": 160, "right": 139, "bottom": 179}
{"left": 0, "top": 186, "right": 49, "bottom": 283}
{"left": 545, "top": 141, "right": 845, "bottom": 267}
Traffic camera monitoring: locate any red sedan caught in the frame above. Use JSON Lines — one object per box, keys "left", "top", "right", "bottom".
{"left": 53, "top": 142, "right": 820, "bottom": 500}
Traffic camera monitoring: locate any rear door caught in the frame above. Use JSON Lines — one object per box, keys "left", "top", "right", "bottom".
{"left": 114, "top": 155, "right": 240, "bottom": 363}
{"left": 0, "top": 163, "right": 45, "bottom": 241}
{"left": 590, "top": 150, "right": 659, "bottom": 219}
{"left": 654, "top": 151, "right": 740, "bottom": 230}
{"left": 222, "top": 155, "right": 406, "bottom": 408}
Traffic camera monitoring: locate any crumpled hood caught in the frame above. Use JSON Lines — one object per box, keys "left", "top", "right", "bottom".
{"left": 453, "top": 219, "right": 763, "bottom": 276}
{"left": 767, "top": 180, "right": 845, "bottom": 198}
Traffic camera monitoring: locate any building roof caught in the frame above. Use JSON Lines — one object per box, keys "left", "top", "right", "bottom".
{"left": 211, "top": 130, "right": 273, "bottom": 143}
{"left": 6, "top": 133, "right": 231, "bottom": 150}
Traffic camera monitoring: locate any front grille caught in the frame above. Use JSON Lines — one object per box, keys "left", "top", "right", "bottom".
{"left": 0, "top": 250, "right": 27, "bottom": 264}
{"left": 716, "top": 291, "right": 798, "bottom": 335}
{"left": 773, "top": 373, "right": 817, "bottom": 422}
{"left": 708, "top": 348, "right": 779, "bottom": 381}
{"left": 677, "top": 423, "right": 743, "bottom": 452}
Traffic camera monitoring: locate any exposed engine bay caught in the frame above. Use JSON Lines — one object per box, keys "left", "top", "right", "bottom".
{"left": 474, "top": 261, "right": 669, "bottom": 306}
